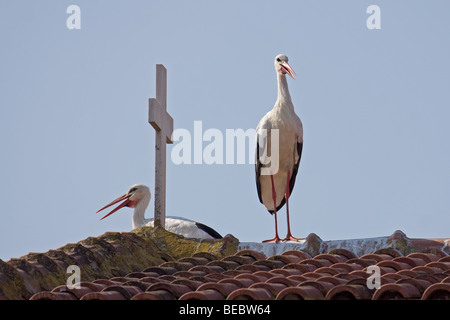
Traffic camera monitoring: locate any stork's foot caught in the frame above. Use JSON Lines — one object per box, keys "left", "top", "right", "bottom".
{"left": 262, "top": 236, "right": 282, "bottom": 243}
{"left": 281, "top": 233, "right": 303, "bottom": 242}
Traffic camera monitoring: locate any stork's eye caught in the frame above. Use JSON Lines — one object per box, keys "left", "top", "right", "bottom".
{"left": 276, "top": 58, "right": 281, "bottom": 62}
{"left": 129, "top": 187, "right": 137, "bottom": 193}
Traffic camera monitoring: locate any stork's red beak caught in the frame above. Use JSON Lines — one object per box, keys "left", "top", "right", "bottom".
{"left": 281, "top": 61, "right": 296, "bottom": 79}
{"left": 96, "top": 193, "right": 131, "bottom": 220}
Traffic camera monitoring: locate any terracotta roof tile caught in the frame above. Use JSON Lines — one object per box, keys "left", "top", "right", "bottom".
{"left": 372, "top": 283, "right": 422, "bottom": 300}
{"left": 276, "top": 285, "right": 324, "bottom": 300}
{"left": 81, "top": 290, "right": 127, "bottom": 300}
{"left": 325, "top": 284, "right": 373, "bottom": 300}
{"left": 29, "top": 291, "right": 78, "bottom": 300}
{"left": 227, "top": 287, "right": 274, "bottom": 300}
{"left": 179, "top": 288, "right": 226, "bottom": 300}
{"left": 130, "top": 290, "right": 174, "bottom": 300}
{"left": 4, "top": 229, "right": 450, "bottom": 301}
{"left": 421, "top": 283, "right": 450, "bottom": 300}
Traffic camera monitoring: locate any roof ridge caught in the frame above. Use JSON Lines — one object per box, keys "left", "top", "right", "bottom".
{"left": 0, "top": 226, "right": 238, "bottom": 300}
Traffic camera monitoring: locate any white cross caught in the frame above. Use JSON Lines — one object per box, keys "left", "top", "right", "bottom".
{"left": 148, "top": 64, "right": 173, "bottom": 229}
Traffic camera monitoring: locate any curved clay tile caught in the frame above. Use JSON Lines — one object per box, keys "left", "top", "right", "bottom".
{"left": 179, "top": 289, "right": 226, "bottom": 300}
{"left": 314, "top": 253, "right": 347, "bottom": 264}
{"left": 381, "top": 273, "right": 407, "bottom": 282}
{"left": 425, "top": 261, "right": 450, "bottom": 272}
{"left": 266, "top": 275, "right": 299, "bottom": 287}
{"left": 197, "top": 282, "right": 240, "bottom": 297}
{"left": 316, "top": 276, "right": 347, "bottom": 287}
{"left": 327, "top": 249, "right": 357, "bottom": 260}
{"left": 407, "top": 253, "right": 440, "bottom": 263}
{"left": 252, "top": 259, "right": 286, "bottom": 270}
{"left": 80, "top": 291, "right": 127, "bottom": 300}
{"left": 393, "top": 256, "right": 426, "bottom": 267}
{"left": 146, "top": 282, "right": 191, "bottom": 298}
{"left": 421, "top": 283, "right": 450, "bottom": 300}
{"left": 130, "top": 291, "right": 174, "bottom": 300}
{"left": 222, "top": 255, "right": 256, "bottom": 265}
{"left": 30, "top": 291, "right": 78, "bottom": 300}
{"left": 250, "top": 282, "right": 287, "bottom": 297}
{"left": 207, "top": 260, "right": 240, "bottom": 270}
{"left": 102, "top": 285, "right": 143, "bottom": 299}
{"left": 234, "top": 249, "right": 267, "bottom": 261}
{"left": 253, "top": 270, "right": 276, "bottom": 279}
{"left": 218, "top": 277, "right": 254, "bottom": 288}
{"left": 376, "top": 260, "right": 411, "bottom": 272}
{"left": 332, "top": 262, "right": 363, "bottom": 273}
{"left": 51, "top": 284, "right": 96, "bottom": 299}
{"left": 171, "top": 278, "right": 204, "bottom": 290}
{"left": 373, "top": 248, "right": 402, "bottom": 258}
{"left": 396, "top": 270, "right": 420, "bottom": 278}
{"left": 298, "top": 280, "right": 334, "bottom": 296}
{"left": 312, "top": 266, "right": 339, "bottom": 276}
{"left": 179, "top": 256, "right": 210, "bottom": 266}
{"left": 282, "top": 262, "right": 316, "bottom": 273}
{"left": 276, "top": 286, "right": 324, "bottom": 300}
{"left": 396, "top": 278, "right": 434, "bottom": 294}
{"left": 161, "top": 261, "right": 195, "bottom": 271}
{"left": 300, "top": 258, "right": 331, "bottom": 268}
{"left": 268, "top": 254, "right": 302, "bottom": 264}
{"left": 143, "top": 266, "right": 178, "bottom": 275}
{"left": 192, "top": 252, "right": 220, "bottom": 261}
{"left": 360, "top": 253, "right": 393, "bottom": 262}
{"left": 227, "top": 287, "right": 273, "bottom": 300}
{"left": 235, "top": 273, "right": 268, "bottom": 283}
{"left": 281, "top": 250, "right": 312, "bottom": 260}
{"left": 269, "top": 268, "right": 303, "bottom": 277}
{"left": 189, "top": 265, "right": 225, "bottom": 274}
{"left": 372, "top": 283, "right": 422, "bottom": 300}
{"left": 325, "top": 284, "right": 373, "bottom": 300}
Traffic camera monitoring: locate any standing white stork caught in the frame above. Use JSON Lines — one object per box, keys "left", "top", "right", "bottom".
{"left": 255, "top": 54, "right": 303, "bottom": 242}
{"left": 96, "top": 184, "right": 222, "bottom": 240}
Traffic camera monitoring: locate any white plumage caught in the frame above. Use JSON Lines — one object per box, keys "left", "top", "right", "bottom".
{"left": 96, "top": 184, "right": 222, "bottom": 240}
{"left": 255, "top": 54, "right": 303, "bottom": 242}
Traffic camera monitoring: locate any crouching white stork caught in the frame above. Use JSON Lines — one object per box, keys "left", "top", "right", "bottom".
{"left": 255, "top": 54, "right": 303, "bottom": 242}
{"left": 96, "top": 184, "right": 222, "bottom": 240}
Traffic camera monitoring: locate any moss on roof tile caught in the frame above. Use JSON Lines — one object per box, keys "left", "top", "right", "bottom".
{"left": 0, "top": 226, "right": 239, "bottom": 300}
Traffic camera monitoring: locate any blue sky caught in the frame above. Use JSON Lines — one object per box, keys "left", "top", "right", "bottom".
{"left": 1, "top": 1, "right": 449, "bottom": 260}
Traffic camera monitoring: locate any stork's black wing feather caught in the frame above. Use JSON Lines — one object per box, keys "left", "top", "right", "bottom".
{"left": 194, "top": 222, "right": 223, "bottom": 239}
{"left": 255, "top": 138, "right": 263, "bottom": 205}
{"left": 268, "top": 141, "right": 303, "bottom": 214}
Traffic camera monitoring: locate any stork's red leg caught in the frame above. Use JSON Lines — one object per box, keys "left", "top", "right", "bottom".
{"left": 282, "top": 170, "right": 302, "bottom": 242}
{"left": 263, "top": 174, "right": 281, "bottom": 243}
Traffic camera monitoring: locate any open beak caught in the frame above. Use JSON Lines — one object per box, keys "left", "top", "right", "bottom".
{"left": 96, "top": 193, "right": 131, "bottom": 220}
{"left": 281, "top": 61, "right": 296, "bottom": 79}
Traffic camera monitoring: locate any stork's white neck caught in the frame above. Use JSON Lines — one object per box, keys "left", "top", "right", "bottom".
{"left": 276, "top": 73, "right": 293, "bottom": 109}
{"left": 132, "top": 195, "right": 151, "bottom": 229}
